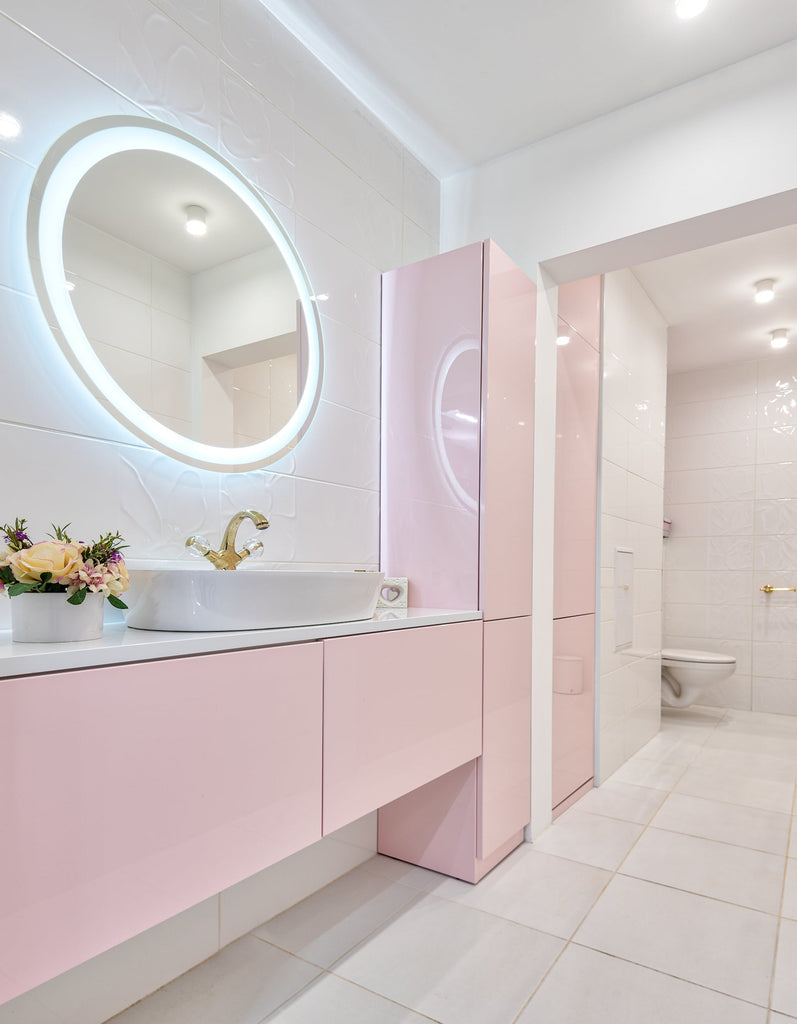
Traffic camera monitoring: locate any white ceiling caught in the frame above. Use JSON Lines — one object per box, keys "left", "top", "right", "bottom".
{"left": 263, "top": 0, "right": 797, "bottom": 176}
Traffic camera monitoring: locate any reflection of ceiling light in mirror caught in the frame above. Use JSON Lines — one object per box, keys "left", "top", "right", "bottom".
{"left": 185, "top": 204, "right": 207, "bottom": 236}
{"left": 0, "top": 112, "right": 21, "bottom": 138}
{"left": 310, "top": 293, "right": 328, "bottom": 302}
{"left": 754, "top": 279, "right": 775, "bottom": 304}
{"left": 770, "top": 329, "right": 789, "bottom": 349}
{"left": 675, "top": 0, "right": 708, "bottom": 18}
{"left": 556, "top": 334, "right": 570, "bottom": 346}
{"left": 64, "top": 280, "right": 75, "bottom": 291}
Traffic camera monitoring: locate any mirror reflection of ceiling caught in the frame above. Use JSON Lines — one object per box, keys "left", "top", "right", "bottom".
{"left": 68, "top": 150, "right": 271, "bottom": 272}
{"left": 632, "top": 220, "right": 797, "bottom": 374}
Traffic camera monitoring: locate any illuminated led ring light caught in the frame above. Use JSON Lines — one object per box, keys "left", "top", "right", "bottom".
{"left": 432, "top": 336, "right": 481, "bottom": 514}
{"left": 29, "top": 117, "right": 323, "bottom": 471}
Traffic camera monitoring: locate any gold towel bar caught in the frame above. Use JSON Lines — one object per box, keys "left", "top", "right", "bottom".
{"left": 760, "top": 585, "right": 797, "bottom": 593}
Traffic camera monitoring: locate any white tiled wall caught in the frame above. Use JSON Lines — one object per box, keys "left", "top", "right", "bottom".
{"left": 664, "top": 351, "right": 797, "bottom": 715}
{"left": 599, "top": 270, "right": 667, "bottom": 782}
{"left": 0, "top": 0, "right": 439, "bottom": 1019}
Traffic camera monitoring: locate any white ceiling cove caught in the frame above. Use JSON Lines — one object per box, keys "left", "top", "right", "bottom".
{"left": 263, "top": 0, "right": 797, "bottom": 175}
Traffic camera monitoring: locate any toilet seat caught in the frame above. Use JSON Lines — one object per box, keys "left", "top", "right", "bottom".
{"left": 662, "top": 648, "right": 736, "bottom": 665}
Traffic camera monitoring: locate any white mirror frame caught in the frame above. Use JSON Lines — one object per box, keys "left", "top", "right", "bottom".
{"left": 28, "top": 116, "right": 323, "bottom": 471}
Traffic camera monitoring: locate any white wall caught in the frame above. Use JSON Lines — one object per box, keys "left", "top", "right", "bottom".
{"left": 665, "top": 350, "right": 797, "bottom": 715}
{"left": 598, "top": 270, "right": 667, "bottom": 782}
{"left": 0, "top": 0, "right": 439, "bottom": 1020}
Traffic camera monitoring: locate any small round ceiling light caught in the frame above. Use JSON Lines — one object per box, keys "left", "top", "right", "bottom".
{"left": 185, "top": 204, "right": 207, "bottom": 236}
{"left": 770, "top": 328, "right": 789, "bottom": 350}
{"left": 754, "top": 279, "right": 776, "bottom": 304}
{"left": 0, "top": 112, "right": 21, "bottom": 139}
{"left": 556, "top": 334, "right": 571, "bottom": 346}
{"left": 675, "top": 0, "right": 708, "bottom": 18}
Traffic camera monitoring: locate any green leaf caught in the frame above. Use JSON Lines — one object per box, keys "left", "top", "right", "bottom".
{"left": 8, "top": 582, "right": 37, "bottom": 596}
{"left": 67, "top": 588, "right": 87, "bottom": 605}
{"left": 107, "top": 594, "right": 128, "bottom": 610}
{"left": 39, "top": 571, "right": 53, "bottom": 584}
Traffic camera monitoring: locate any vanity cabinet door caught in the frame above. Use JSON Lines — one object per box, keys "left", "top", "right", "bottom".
{"left": 322, "top": 620, "right": 482, "bottom": 834}
{"left": 0, "top": 643, "right": 323, "bottom": 1004}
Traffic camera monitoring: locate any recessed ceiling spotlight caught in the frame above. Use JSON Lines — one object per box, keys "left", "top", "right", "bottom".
{"left": 185, "top": 204, "right": 207, "bottom": 236}
{"left": 675, "top": 0, "right": 708, "bottom": 18}
{"left": 0, "top": 112, "right": 21, "bottom": 139}
{"left": 556, "top": 334, "right": 571, "bottom": 346}
{"left": 770, "top": 328, "right": 789, "bottom": 350}
{"left": 754, "top": 279, "right": 776, "bottom": 304}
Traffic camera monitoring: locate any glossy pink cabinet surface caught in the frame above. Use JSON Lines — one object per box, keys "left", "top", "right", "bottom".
{"left": 0, "top": 644, "right": 323, "bottom": 1004}
{"left": 558, "top": 276, "right": 601, "bottom": 352}
{"left": 552, "top": 614, "right": 596, "bottom": 810}
{"left": 322, "top": 621, "right": 483, "bottom": 834}
{"left": 381, "top": 241, "right": 535, "bottom": 618}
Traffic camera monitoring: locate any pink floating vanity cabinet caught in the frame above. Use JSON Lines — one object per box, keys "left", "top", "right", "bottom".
{"left": 378, "top": 240, "right": 535, "bottom": 882}
{"left": 552, "top": 276, "right": 601, "bottom": 815}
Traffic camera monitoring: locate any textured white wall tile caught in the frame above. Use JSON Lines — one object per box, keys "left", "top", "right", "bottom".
{"left": 757, "top": 427, "right": 797, "bottom": 465}
{"left": 402, "top": 219, "right": 437, "bottom": 265}
{"left": 403, "top": 151, "right": 441, "bottom": 239}
{"left": 755, "top": 534, "right": 797, "bottom": 574}
{"left": 696, "top": 673, "right": 752, "bottom": 711}
{"left": 756, "top": 351, "right": 797, "bottom": 394}
{"left": 753, "top": 603, "right": 797, "bottom": 643}
{"left": 667, "top": 465, "right": 756, "bottom": 505}
{"left": 0, "top": 153, "right": 36, "bottom": 295}
{"left": 667, "top": 361, "right": 757, "bottom": 405}
{"left": 318, "top": 318, "right": 380, "bottom": 418}
{"left": 152, "top": 0, "right": 220, "bottom": 52}
{"left": 756, "top": 462, "right": 797, "bottom": 501}
{"left": 666, "top": 394, "right": 757, "bottom": 438}
{"left": 752, "top": 677, "right": 797, "bottom": 716}
{"left": 291, "top": 402, "right": 379, "bottom": 491}
{"left": 666, "top": 431, "right": 755, "bottom": 472}
{"left": 753, "top": 642, "right": 797, "bottom": 679}
{"left": 708, "top": 535, "right": 755, "bottom": 572}
{"left": 756, "top": 499, "right": 797, "bottom": 535}
{"left": 220, "top": 0, "right": 299, "bottom": 119}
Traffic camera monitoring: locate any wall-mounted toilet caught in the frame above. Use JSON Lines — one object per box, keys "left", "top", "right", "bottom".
{"left": 661, "top": 648, "right": 737, "bottom": 708}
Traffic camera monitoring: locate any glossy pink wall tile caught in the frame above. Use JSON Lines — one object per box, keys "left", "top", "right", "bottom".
{"left": 478, "top": 616, "right": 532, "bottom": 855}
{"left": 322, "top": 620, "right": 482, "bottom": 834}
{"left": 552, "top": 613, "right": 596, "bottom": 810}
{"left": 0, "top": 644, "right": 323, "bottom": 1003}
{"left": 553, "top": 323, "right": 600, "bottom": 618}
{"left": 558, "top": 276, "right": 602, "bottom": 352}
{"left": 480, "top": 241, "right": 536, "bottom": 621}
{"left": 381, "top": 244, "right": 483, "bottom": 609}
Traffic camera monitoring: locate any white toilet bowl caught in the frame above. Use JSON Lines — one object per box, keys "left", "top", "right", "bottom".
{"left": 661, "top": 648, "right": 737, "bottom": 708}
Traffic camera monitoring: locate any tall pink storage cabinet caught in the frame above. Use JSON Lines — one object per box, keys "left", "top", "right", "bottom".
{"left": 552, "top": 277, "right": 601, "bottom": 814}
{"left": 378, "top": 241, "right": 535, "bottom": 882}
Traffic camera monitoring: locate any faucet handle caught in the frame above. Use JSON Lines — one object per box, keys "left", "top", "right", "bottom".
{"left": 241, "top": 536, "right": 265, "bottom": 559}
{"left": 185, "top": 534, "right": 213, "bottom": 557}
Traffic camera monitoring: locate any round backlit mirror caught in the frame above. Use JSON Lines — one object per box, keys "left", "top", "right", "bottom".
{"left": 28, "top": 116, "right": 323, "bottom": 471}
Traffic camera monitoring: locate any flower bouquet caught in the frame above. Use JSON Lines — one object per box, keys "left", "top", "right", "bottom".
{"left": 0, "top": 518, "right": 130, "bottom": 642}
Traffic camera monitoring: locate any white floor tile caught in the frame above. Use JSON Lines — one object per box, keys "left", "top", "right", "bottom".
{"left": 574, "top": 875, "right": 777, "bottom": 1005}
{"left": 619, "top": 827, "right": 785, "bottom": 913}
{"left": 262, "top": 973, "right": 431, "bottom": 1023}
{"left": 107, "top": 936, "right": 321, "bottom": 1024}
{"left": 253, "top": 866, "right": 420, "bottom": 968}
{"left": 517, "top": 943, "right": 766, "bottom": 1024}
{"left": 772, "top": 919, "right": 797, "bottom": 1017}
{"left": 675, "top": 764, "right": 795, "bottom": 814}
{"left": 430, "top": 846, "right": 610, "bottom": 938}
{"left": 333, "top": 893, "right": 564, "bottom": 1024}
{"left": 651, "top": 792, "right": 791, "bottom": 855}
{"left": 770, "top": 1014, "right": 797, "bottom": 1022}
{"left": 690, "top": 745, "right": 797, "bottom": 784}
{"left": 575, "top": 780, "right": 667, "bottom": 824}
{"left": 531, "top": 809, "right": 644, "bottom": 870}
{"left": 608, "top": 755, "right": 686, "bottom": 791}
{"left": 634, "top": 730, "right": 706, "bottom": 766}
{"left": 360, "top": 855, "right": 445, "bottom": 893}
{"left": 782, "top": 859, "right": 797, "bottom": 920}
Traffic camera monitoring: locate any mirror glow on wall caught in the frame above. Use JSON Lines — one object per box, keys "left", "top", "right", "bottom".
{"left": 28, "top": 118, "right": 323, "bottom": 471}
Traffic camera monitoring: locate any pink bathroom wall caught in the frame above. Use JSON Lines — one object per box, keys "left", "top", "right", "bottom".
{"left": 479, "top": 241, "right": 536, "bottom": 621}
{"left": 552, "top": 613, "right": 596, "bottom": 810}
{"left": 0, "top": 644, "right": 323, "bottom": 1004}
{"left": 553, "top": 320, "right": 600, "bottom": 619}
{"left": 380, "top": 243, "right": 484, "bottom": 610}
{"left": 558, "top": 276, "right": 602, "bottom": 352}
{"left": 322, "top": 620, "right": 483, "bottom": 834}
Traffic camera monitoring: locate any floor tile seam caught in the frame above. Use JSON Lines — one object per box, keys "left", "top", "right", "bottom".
{"left": 576, "top": 805, "right": 665, "bottom": 828}
{"left": 566, "top": 940, "right": 772, "bottom": 1010}
{"left": 766, "top": 835, "right": 794, "bottom": 1013}
{"left": 507, "top": 930, "right": 573, "bottom": 1024}
{"left": 673, "top": 785, "right": 795, "bottom": 817}
{"left": 643, "top": 821, "right": 792, "bottom": 859}
{"left": 610, "top": 869, "right": 783, "bottom": 919}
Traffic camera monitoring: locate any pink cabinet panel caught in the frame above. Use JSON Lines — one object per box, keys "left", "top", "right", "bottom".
{"left": 558, "top": 276, "right": 602, "bottom": 352}
{"left": 553, "top": 323, "right": 600, "bottom": 619}
{"left": 0, "top": 644, "right": 322, "bottom": 1004}
{"left": 480, "top": 241, "right": 536, "bottom": 621}
{"left": 381, "top": 243, "right": 484, "bottom": 610}
{"left": 478, "top": 616, "right": 532, "bottom": 855}
{"left": 322, "top": 621, "right": 482, "bottom": 834}
{"left": 552, "top": 614, "right": 596, "bottom": 811}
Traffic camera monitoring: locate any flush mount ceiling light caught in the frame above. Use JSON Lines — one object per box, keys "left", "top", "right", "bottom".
{"left": 754, "top": 279, "right": 776, "bottom": 304}
{"left": 556, "top": 334, "right": 571, "bottom": 346}
{"left": 185, "top": 204, "right": 207, "bottom": 236}
{"left": 0, "top": 111, "right": 21, "bottom": 138}
{"left": 770, "top": 328, "right": 789, "bottom": 350}
{"left": 675, "top": 0, "right": 708, "bottom": 18}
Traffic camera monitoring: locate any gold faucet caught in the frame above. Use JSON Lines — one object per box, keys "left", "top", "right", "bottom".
{"left": 185, "top": 510, "right": 270, "bottom": 570}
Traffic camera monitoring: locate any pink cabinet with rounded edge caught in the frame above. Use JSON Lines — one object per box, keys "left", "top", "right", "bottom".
{"left": 0, "top": 643, "right": 322, "bottom": 1004}
{"left": 378, "top": 241, "right": 535, "bottom": 882}
{"left": 322, "top": 620, "right": 482, "bottom": 835}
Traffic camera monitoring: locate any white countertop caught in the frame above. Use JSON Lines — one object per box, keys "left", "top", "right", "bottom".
{"left": 0, "top": 608, "right": 482, "bottom": 678}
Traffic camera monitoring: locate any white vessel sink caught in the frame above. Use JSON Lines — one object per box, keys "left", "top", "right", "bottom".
{"left": 125, "top": 566, "right": 385, "bottom": 632}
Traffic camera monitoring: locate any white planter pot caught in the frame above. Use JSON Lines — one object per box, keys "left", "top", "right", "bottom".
{"left": 10, "top": 591, "right": 105, "bottom": 643}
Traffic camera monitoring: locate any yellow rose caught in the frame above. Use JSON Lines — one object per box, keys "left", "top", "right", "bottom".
{"left": 8, "top": 541, "right": 84, "bottom": 584}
